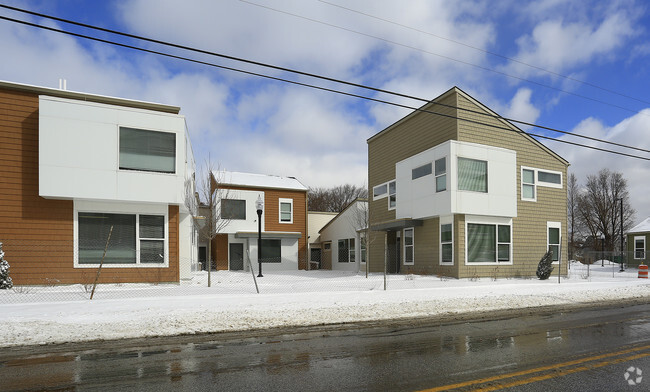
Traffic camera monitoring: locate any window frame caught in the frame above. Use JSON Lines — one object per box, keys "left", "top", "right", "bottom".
{"left": 279, "top": 198, "right": 293, "bottom": 224}
{"left": 457, "top": 157, "right": 488, "bottom": 193}
{"left": 118, "top": 126, "right": 176, "bottom": 174}
{"left": 521, "top": 167, "right": 536, "bottom": 201}
{"left": 440, "top": 221, "right": 453, "bottom": 265}
{"left": 338, "top": 238, "right": 355, "bottom": 263}
{"left": 547, "top": 222, "right": 561, "bottom": 263}
{"left": 75, "top": 209, "right": 169, "bottom": 268}
{"left": 521, "top": 166, "right": 563, "bottom": 202}
{"left": 634, "top": 236, "right": 646, "bottom": 259}
{"left": 465, "top": 218, "right": 512, "bottom": 265}
{"left": 220, "top": 199, "right": 247, "bottom": 220}
{"left": 435, "top": 157, "right": 447, "bottom": 192}
{"left": 404, "top": 228, "right": 414, "bottom": 265}
{"left": 412, "top": 162, "right": 432, "bottom": 180}
{"left": 373, "top": 183, "right": 388, "bottom": 200}
{"left": 388, "top": 180, "right": 397, "bottom": 210}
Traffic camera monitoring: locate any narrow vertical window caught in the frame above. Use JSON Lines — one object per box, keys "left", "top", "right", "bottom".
{"left": 140, "top": 215, "right": 165, "bottom": 264}
{"left": 441, "top": 223, "right": 453, "bottom": 264}
{"left": 338, "top": 239, "right": 349, "bottom": 263}
{"left": 634, "top": 236, "right": 646, "bottom": 259}
{"left": 435, "top": 157, "right": 446, "bottom": 192}
{"left": 349, "top": 238, "right": 356, "bottom": 263}
{"left": 279, "top": 198, "right": 293, "bottom": 223}
{"left": 497, "top": 225, "right": 511, "bottom": 262}
{"left": 388, "top": 180, "right": 397, "bottom": 209}
{"left": 547, "top": 223, "right": 561, "bottom": 262}
{"left": 360, "top": 234, "right": 367, "bottom": 263}
{"left": 522, "top": 168, "right": 536, "bottom": 200}
{"left": 404, "top": 228, "right": 414, "bottom": 264}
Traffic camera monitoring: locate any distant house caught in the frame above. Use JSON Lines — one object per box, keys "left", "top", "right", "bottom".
{"left": 0, "top": 80, "right": 198, "bottom": 285}
{"left": 308, "top": 211, "right": 338, "bottom": 269}
{"left": 627, "top": 218, "right": 650, "bottom": 263}
{"left": 319, "top": 199, "right": 368, "bottom": 272}
{"left": 208, "top": 171, "right": 309, "bottom": 271}
{"left": 367, "top": 87, "right": 569, "bottom": 278}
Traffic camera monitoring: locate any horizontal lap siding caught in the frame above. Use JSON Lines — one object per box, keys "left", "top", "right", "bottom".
{"left": 457, "top": 95, "right": 568, "bottom": 278}
{"left": 0, "top": 88, "right": 180, "bottom": 284}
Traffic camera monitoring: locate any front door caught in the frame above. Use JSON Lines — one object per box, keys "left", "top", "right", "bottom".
{"left": 198, "top": 246, "right": 207, "bottom": 270}
{"left": 229, "top": 243, "right": 244, "bottom": 271}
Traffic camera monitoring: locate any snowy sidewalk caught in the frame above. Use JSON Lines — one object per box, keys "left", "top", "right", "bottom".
{"left": 0, "top": 265, "right": 648, "bottom": 347}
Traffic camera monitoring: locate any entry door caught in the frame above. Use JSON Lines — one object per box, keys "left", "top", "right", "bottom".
{"left": 229, "top": 243, "right": 244, "bottom": 271}
{"left": 198, "top": 246, "right": 207, "bottom": 270}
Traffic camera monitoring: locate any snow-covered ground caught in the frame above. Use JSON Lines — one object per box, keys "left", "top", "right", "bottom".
{"left": 0, "top": 262, "right": 648, "bottom": 348}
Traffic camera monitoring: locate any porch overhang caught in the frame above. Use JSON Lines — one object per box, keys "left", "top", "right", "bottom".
{"left": 371, "top": 219, "right": 423, "bottom": 232}
{"left": 234, "top": 231, "right": 302, "bottom": 239}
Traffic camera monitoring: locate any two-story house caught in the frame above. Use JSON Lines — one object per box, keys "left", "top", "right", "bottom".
{"left": 367, "top": 87, "right": 569, "bottom": 279}
{"left": 0, "top": 80, "right": 198, "bottom": 285}
{"left": 208, "top": 171, "right": 309, "bottom": 272}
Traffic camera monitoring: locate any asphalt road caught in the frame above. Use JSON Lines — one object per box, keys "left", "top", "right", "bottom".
{"left": 1, "top": 303, "right": 649, "bottom": 391}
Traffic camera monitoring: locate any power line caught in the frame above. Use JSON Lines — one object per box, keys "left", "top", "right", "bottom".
{"left": 240, "top": 0, "right": 649, "bottom": 117}
{"left": 318, "top": 0, "right": 650, "bottom": 107}
{"left": 0, "top": 10, "right": 648, "bottom": 162}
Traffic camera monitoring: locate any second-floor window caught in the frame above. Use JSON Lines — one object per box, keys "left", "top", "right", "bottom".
{"left": 221, "top": 199, "right": 246, "bottom": 220}
{"left": 522, "top": 167, "right": 563, "bottom": 201}
{"left": 435, "top": 157, "right": 446, "bottom": 192}
{"left": 458, "top": 157, "right": 487, "bottom": 193}
{"left": 119, "top": 127, "right": 176, "bottom": 174}
{"left": 388, "top": 180, "right": 397, "bottom": 209}
{"left": 279, "top": 198, "right": 293, "bottom": 223}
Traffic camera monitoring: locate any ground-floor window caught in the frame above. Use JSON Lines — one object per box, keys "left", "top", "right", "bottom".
{"left": 78, "top": 212, "right": 166, "bottom": 265}
{"left": 634, "top": 236, "right": 645, "bottom": 259}
{"left": 260, "top": 239, "right": 282, "bottom": 263}
{"left": 338, "top": 238, "right": 355, "bottom": 262}
{"left": 404, "top": 228, "right": 414, "bottom": 264}
{"left": 547, "top": 222, "right": 561, "bottom": 262}
{"left": 440, "top": 223, "right": 453, "bottom": 264}
{"left": 466, "top": 222, "right": 511, "bottom": 264}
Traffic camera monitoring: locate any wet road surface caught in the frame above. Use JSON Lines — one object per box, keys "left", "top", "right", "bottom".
{"left": 1, "top": 303, "right": 649, "bottom": 391}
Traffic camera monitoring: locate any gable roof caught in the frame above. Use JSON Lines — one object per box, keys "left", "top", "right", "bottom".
{"left": 629, "top": 217, "right": 650, "bottom": 234}
{"left": 367, "top": 86, "right": 568, "bottom": 166}
{"left": 318, "top": 198, "right": 368, "bottom": 234}
{"left": 217, "top": 171, "right": 308, "bottom": 191}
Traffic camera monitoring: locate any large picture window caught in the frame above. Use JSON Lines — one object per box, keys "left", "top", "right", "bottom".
{"left": 260, "top": 239, "right": 281, "bottom": 263}
{"left": 78, "top": 212, "right": 165, "bottom": 265}
{"left": 458, "top": 158, "right": 487, "bottom": 192}
{"left": 119, "top": 127, "right": 176, "bottom": 173}
{"left": 221, "top": 199, "right": 246, "bottom": 220}
{"left": 467, "top": 223, "right": 511, "bottom": 263}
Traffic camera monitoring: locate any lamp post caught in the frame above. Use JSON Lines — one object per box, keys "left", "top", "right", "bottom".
{"left": 618, "top": 197, "right": 625, "bottom": 272}
{"left": 600, "top": 234, "right": 605, "bottom": 267}
{"left": 256, "top": 195, "right": 264, "bottom": 278}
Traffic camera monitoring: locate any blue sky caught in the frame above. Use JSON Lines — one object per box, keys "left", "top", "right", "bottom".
{"left": 1, "top": 0, "right": 649, "bottom": 222}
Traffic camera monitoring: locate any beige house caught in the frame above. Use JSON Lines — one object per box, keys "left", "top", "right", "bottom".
{"left": 627, "top": 217, "right": 650, "bottom": 264}
{"left": 367, "top": 87, "right": 569, "bottom": 279}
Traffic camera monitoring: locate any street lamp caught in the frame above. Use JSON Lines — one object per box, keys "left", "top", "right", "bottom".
{"left": 600, "top": 234, "right": 605, "bottom": 267}
{"left": 256, "top": 195, "right": 264, "bottom": 278}
{"left": 618, "top": 197, "right": 625, "bottom": 272}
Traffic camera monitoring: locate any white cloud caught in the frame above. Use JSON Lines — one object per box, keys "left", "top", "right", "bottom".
{"left": 503, "top": 88, "right": 540, "bottom": 128}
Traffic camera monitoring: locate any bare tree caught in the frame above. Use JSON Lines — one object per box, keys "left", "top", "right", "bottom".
{"left": 576, "top": 169, "right": 635, "bottom": 252}
{"left": 185, "top": 158, "right": 231, "bottom": 287}
{"left": 567, "top": 173, "right": 581, "bottom": 260}
{"left": 309, "top": 184, "right": 368, "bottom": 212}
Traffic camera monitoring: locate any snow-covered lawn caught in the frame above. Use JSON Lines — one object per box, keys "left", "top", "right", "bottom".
{"left": 0, "top": 261, "right": 648, "bottom": 347}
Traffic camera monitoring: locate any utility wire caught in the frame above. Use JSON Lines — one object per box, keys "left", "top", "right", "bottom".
{"left": 240, "top": 0, "right": 649, "bottom": 117}
{"left": 0, "top": 11, "right": 648, "bottom": 161}
{"left": 2, "top": 3, "right": 647, "bottom": 156}
{"left": 318, "top": 0, "right": 650, "bottom": 107}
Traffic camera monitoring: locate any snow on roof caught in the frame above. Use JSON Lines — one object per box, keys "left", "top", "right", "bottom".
{"left": 629, "top": 217, "right": 650, "bottom": 234}
{"left": 217, "top": 171, "right": 308, "bottom": 191}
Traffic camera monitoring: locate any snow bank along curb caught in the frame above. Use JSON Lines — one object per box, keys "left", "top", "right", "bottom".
{"left": 1, "top": 281, "right": 648, "bottom": 348}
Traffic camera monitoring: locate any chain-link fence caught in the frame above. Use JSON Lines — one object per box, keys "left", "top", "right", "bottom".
{"left": 0, "top": 243, "right": 647, "bottom": 304}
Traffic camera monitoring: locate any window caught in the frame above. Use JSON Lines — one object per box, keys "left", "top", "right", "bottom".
{"left": 324, "top": 243, "right": 331, "bottom": 250}
{"left": 458, "top": 158, "right": 487, "bottom": 192}
{"left": 119, "top": 127, "right": 175, "bottom": 173}
{"left": 388, "top": 181, "right": 397, "bottom": 209}
{"left": 373, "top": 183, "right": 388, "bottom": 199}
{"left": 360, "top": 233, "right": 367, "bottom": 264}
{"left": 338, "top": 238, "right": 355, "bottom": 262}
{"left": 467, "top": 223, "right": 511, "bottom": 263}
{"left": 522, "top": 168, "right": 535, "bottom": 200}
{"left": 634, "top": 236, "right": 645, "bottom": 259}
{"left": 412, "top": 163, "right": 432, "bottom": 180}
{"left": 522, "top": 167, "right": 563, "bottom": 201}
{"left": 78, "top": 212, "right": 165, "bottom": 265}
{"left": 435, "top": 157, "right": 446, "bottom": 192}
{"left": 279, "top": 198, "right": 293, "bottom": 223}
{"left": 221, "top": 199, "right": 246, "bottom": 220}
{"left": 441, "top": 223, "right": 453, "bottom": 264}
{"left": 547, "top": 223, "right": 561, "bottom": 262}
{"left": 404, "top": 228, "right": 414, "bottom": 265}
{"left": 260, "top": 239, "right": 281, "bottom": 263}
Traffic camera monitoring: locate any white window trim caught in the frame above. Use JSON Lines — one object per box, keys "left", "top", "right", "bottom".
{"left": 440, "top": 217, "right": 453, "bottom": 265}
{"left": 547, "top": 221, "right": 562, "bottom": 264}
{"left": 634, "top": 236, "right": 646, "bottom": 259}
{"left": 464, "top": 216, "right": 513, "bottom": 266}
{"left": 521, "top": 166, "right": 563, "bottom": 202}
{"left": 73, "top": 200, "right": 169, "bottom": 268}
{"left": 521, "top": 166, "right": 537, "bottom": 202}
{"left": 279, "top": 198, "right": 293, "bottom": 224}
{"left": 404, "top": 228, "right": 414, "bottom": 265}
{"left": 373, "top": 183, "right": 388, "bottom": 200}
{"left": 388, "top": 180, "right": 397, "bottom": 211}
